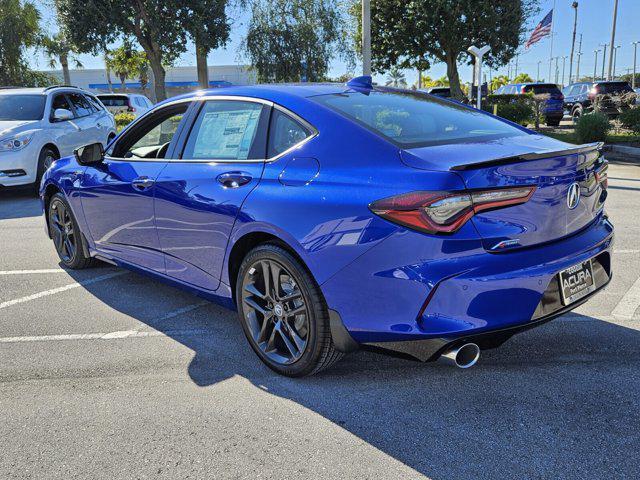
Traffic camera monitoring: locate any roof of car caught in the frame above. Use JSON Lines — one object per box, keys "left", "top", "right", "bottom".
{"left": 0, "top": 87, "right": 47, "bottom": 95}
{"left": 155, "top": 83, "right": 358, "bottom": 108}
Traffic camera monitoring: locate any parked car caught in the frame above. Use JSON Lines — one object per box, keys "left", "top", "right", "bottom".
{"left": 0, "top": 86, "right": 116, "bottom": 189}
{"left": 563, "top": 80, "right": 634, "bottom": 121}
{"left": 494, "top": 82, "right": 564, "bottom": 126}
{"left": 41, "top": 77, "right": 613, "bottom": 376}
{"left": 96, "top": 93, "right": 154, "bottom": 118}
{"left": 425, "top": 87, "right": 451, "bottom": 98}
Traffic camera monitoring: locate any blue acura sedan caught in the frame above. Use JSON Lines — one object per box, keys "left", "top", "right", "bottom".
{"left": 40, "top": 77, "right": 613, "bottom": 376}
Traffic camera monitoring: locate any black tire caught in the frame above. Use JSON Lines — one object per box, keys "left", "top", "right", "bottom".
{"left": 48, "top": 193, "right": 97, "bottom": 269}
{"left": 236, "top": 244, "right": 343, "bottom": 377}
{"left": 34, "top": 146, "right": 58, "bottom": 191}
{"left": 572, "top": 105, "right": 583, "bottom": 123}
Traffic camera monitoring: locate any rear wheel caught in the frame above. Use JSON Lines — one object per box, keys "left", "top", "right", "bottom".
{"left": 572, "top": 105, "right": 583, "bottom": 123}
{"left": 236, "top": 244, "right": 343, "bottom": 377}
{"left": 48, "top": 193, "right": 97, "bottom": 269}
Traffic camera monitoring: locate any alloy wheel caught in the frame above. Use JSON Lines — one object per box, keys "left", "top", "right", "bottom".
{"left": 241, "top": 259, "right": 310, "bottom": 365}
{"left": 43, "top": 153, "right": 56, "bottom": 171}
{"left": 50, "top": 200, "right": 76, "bottom": 263}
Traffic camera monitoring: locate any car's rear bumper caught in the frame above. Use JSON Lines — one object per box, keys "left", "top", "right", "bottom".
{"left": 322, "top": 213, "right": 614, "bottom": 345}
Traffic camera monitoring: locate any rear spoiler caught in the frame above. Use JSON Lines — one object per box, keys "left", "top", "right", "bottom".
{"left": 450, "top": 142, "right": 603, "bottom": 171}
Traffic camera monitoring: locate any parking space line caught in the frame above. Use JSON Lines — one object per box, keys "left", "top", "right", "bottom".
{"left": 0, "top": 269, "right": 68, "bottom": 275}
{"left": 611, "top": 275, "right": 640, "bottom": 320}
{"left": 0, "top": 271, "right": 128, "bottom": 310}
{"left": 614, "top": 249, "right": 640, "bottom": 254}
{"left": 0, "top": 328, "right": 210, "bottom": 344}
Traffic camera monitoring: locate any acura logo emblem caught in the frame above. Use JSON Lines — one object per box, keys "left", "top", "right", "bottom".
{"left": 567, "top": 183, "right": 580, "bottom": 209}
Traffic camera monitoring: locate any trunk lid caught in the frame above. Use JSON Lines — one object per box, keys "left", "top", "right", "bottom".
{"left": 401, "top": 135, "right": 606, "bottom": 251}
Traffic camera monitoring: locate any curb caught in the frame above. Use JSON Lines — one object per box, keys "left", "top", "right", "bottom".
{"left": 604, "top": 144, "right": 640, "bottom": 165}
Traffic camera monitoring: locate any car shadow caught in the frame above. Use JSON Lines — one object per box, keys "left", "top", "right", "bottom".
{"left": 0, "top": 188, "right": 41, "bottom": 220}
{"left": 67, "top": 266, "right": 640, "bottom": 479}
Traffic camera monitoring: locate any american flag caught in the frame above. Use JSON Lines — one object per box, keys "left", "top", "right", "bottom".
{"left": 525, "top": 10, "right": 553, "bottom": 50}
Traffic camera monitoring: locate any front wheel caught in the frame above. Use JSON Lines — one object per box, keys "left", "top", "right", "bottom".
{"left": 236, "top": 244, "right": 343, "bottom": 377}
{"left": 34, "top": 147, "right": 58, "bottom": 192}
{"left": 48, "top": 193, "right": 97, "bottom": 269}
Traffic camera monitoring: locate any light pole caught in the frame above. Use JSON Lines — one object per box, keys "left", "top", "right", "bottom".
{"left": 593, "top": 49, "right": 600, "bottom": 81}
{"left": 467, "top": 45, "right": 491, "bottom": 110}
{"left": 362, "top": 0, "right": 371, "bottom": 76}
{"left": 561, "top": 56, "right": 568, "bottom": 86}
{"left": 612, "top": 45, "right": 621, "bottom": 79}
{"left": 554, "top": 56, "right": 559, "bottom": 84}
{"left": 576, "top": 51, "right": 582, "bottom": 83}
{"left": 537, "top": 60, "right": 542, "bottom": 82}
{"left": 633, "top": 41, "right": 639, "bottom": 89}
{"left": 569, "top": 2, "right": 579, "bottom": 86}
{"left": 607, "top": 0, "right": 619, "bottom": 80}
{"left": 600, "top": 43, "right": 608, "bottom": 80}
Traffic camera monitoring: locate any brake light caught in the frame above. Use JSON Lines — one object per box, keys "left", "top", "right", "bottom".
{"left": 127, "top": 105, "right": 136, "bottom": 113}
{"left": 521, "top": 86, "right": 527, "bottom": 94}
{"left": 369, "top": 187, "right": 536, "bottom": 234}
{"left": 595, "top": 163, "right": 608, "bottom": 189}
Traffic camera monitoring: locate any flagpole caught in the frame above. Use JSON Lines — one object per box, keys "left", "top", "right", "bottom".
{"left": 549, "top": 0, "right": 556, "bottom": 81}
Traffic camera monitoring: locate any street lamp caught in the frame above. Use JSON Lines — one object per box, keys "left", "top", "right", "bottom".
{"left": 576, "top": 51, "right": 582, "bottom": 83}
{"left": 600, "top": 43, "right": 608, "bottom": 80}
{"left": 593, "top": 49, "right": 600, "bottom": 81}
{"left": 612, "top": 45, "right": 621, "bottom": 79}
{"left": 554, "top": 56, "right": 560, "bottom": 84}
{"left": 561, "top": 55, "right": 568, "bottom": 86}
{"left": 537, "top": 60, "right": 542, "bottom": 82}
{"left": 569, "top": 2, "right": 579, "bottom": 86}
{"left": 467, "top": 45, "right": 491, "bottom": 110}
{"left": 633, "top": 41, "right": 639, "bottom": 89}
{"left": 362, "top": 0, "right": 371, "bottom": 76}
{"left": 607, "top": 0, "right": 619, "bottom": 80}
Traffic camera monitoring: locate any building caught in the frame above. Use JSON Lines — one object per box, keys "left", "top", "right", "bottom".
{"left": 43, "top": 65, "right": 256, "bottom": 100}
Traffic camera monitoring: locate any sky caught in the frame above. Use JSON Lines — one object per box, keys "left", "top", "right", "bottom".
{"left": 29, "top": 0, "right": 640, "bottom": 86}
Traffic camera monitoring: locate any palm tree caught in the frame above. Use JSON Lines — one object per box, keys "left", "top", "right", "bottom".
{"left": 41, "top": 33, "right": 82, "bottom": 85}
{"left": 386, "top": 67, "right": 407, "bottom": 88}
{"left": 105, "top": 42, "right": 148, "bottom": 92}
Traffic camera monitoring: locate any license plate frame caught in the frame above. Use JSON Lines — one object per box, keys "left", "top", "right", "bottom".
{"left": 558, "top": 259, "right": 596, "bottom": 306}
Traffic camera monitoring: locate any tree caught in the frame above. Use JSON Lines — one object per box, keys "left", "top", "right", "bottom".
{"left": 354, "top": 0, "right": 538, "bottom": 100}
{"left": 513, "top": 72, "right": 534, "bottom": 83}
{"left": 0, "top": 0, "right": 40, "bottom": 86}
{"left": 182, "top": 0, "right": 230, "bottom": 89}
{"left": 244, "top": 0, "right": 350, "bottom": 83}
{"left": 105, "top": 42, "right": 148, "bottom": 91}
{"left": 490, "top": 74, "right": 510, "bottom": 92}
{"left": 41, "top": 33, "right": 82, "bottom": 85}
{"left": 55, "top": 0, "right": 191, "bottom": 101}
{"left": 421, "top": 75, "right": 449, "bottom": 88}
{"left": 385, "top": 67, "right": 407, "bottom": 87}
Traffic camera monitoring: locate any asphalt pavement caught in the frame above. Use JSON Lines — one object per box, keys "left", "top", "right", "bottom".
{"left": 1, "top": 163, "right": 639, "bottom": 479}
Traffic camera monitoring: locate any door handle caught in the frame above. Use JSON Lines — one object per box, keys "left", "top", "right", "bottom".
{"left": 132, "top": 176, "right": 155, "bottom": 191}
{"left": 216, "top": 171, "right": 253, "bottom": 188}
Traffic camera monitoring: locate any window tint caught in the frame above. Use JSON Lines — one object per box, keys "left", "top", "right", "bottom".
{"left": 182, "top": 101, "right": 264, "bottom": 160}
{"left": 523, "top": 84, "right": 561, "bottom": 95}
{"left": 67, "top": 93, "right": 93, "bottom": 117}
{"left": 597, "top": 82, "right": 633, "bottom": 94}
{"left": 98, "top": 95, "right": 129, "bottom": 107}
{"left": 569, "top": 85, "right": 582, "bottom": 96}
{"left": 268, "top": 109, "right": 312, "bottom": 157}
{"left": 0, "top": 95, "right": 46, "bottom": 121}
{"left": 312, "top": 90, "right": 524, "bottom": 148}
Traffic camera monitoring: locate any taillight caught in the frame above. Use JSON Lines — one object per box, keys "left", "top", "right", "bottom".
{"left": 595, "top": 163, "right": 608, "bottom": 189}
{"left": 521, "top": 86, "right": 527, "bottom": 94}
{"left": 127, "top": 106, "right": 136, "bottom": 112}
{"left": 369, "top": 186, "right": 536, "bottom": 234}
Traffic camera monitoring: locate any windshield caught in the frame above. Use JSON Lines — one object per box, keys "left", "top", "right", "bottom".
{"left": 524, "top": 84, "right": 562, "bottom": 95}
{"left": 98, "top": 95, "right": 129, "bottom": 107}
{"left": 312, "top": 90, "right": 524, "bottom": 148}
{"left": 0, "top": 95, "right": 46, "bottom": 121}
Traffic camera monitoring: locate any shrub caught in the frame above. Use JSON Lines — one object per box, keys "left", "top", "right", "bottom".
{"left": 483, "top": 93, "right": 534, "bottom": 126}
{"left": 575, "top": 112, "right": 611, "bottom": 143}
{"left": 619, "top": 107, "right": 640, "bottom": 134}
{"left": 114, "top": 112, "right": 135, "bottom": 132}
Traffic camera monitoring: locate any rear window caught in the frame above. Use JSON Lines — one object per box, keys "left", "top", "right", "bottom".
{"left": 312, "top": 90, "right": 524, "bottom": 148}
{"left": 597, "top": 82, "right": 633, "bottom": 94}
{"left": 523, "top": 84, "right": 561, "bottom": 95}
{"left": 98, "top": 95, "right": 129, "bottom": 107}
{"left": 0, "top": 95, "right": 46, "bottom": 121}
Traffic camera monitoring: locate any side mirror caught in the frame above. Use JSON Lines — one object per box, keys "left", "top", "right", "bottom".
{"left": 74, "top": 143, "right": 104, "bottom": 166}
{"left": 53, "top": 108, "right": 74, "bottom": 122}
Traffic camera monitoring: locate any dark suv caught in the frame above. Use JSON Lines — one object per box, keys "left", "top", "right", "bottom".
{"left": 494, "top": 83, "right": 564, "bottom": 126}
{"left": 563, "top": 81, "right": 634, "bottom": 121}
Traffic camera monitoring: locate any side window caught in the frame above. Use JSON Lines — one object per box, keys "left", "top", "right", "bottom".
{"left": 85, "top": 94, "right": 103, "bottom": 112}
{"left": 111, "top": 103, "right": 189, "bottom": 159}
{"left": 268, "top": 109, "right": 312, "bottom": 158}
{"left": 67, "top": 93, "right": 93, "bottom": 117}
{"left": 135, "top": 97, "right": 144, "bottom": 107}
{"left": 50, "top": 94, "right": 71, "bottom": 120}
{"left": 182, "top": 100, "right": 265, "bottom": 160}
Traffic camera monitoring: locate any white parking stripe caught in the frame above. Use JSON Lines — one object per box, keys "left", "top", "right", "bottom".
{"left": 0, "top": 269, "right": 68, "bottom": 275}
{"left": 614, "top": 249, "right": 640, "bottom": 254}
{"left": 611, "top": 275, "right": 640, "bottom": 320}
{"left": 0, "top": 271, "right": 127, "bottom": 310}
{"left": 0, "top": 329, "right": 209, "bottom": 344}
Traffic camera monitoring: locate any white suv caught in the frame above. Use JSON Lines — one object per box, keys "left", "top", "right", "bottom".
{"left": 0, "top": 86, "right": 117, "bottom": 189}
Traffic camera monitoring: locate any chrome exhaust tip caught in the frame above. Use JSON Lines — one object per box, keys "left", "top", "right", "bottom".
{"left": 440, "top": 343, "right": 480, "bottom": 369}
